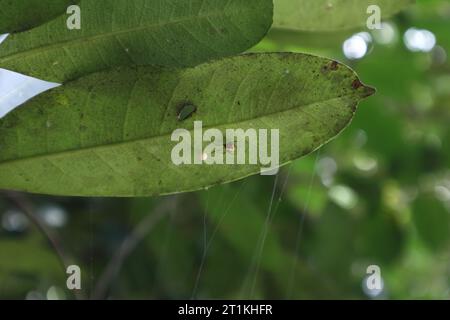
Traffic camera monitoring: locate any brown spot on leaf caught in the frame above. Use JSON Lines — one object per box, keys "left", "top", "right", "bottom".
{"left": 329, "top": 60, "right": 339, "bottom": 70}
{"left": 352, "top": 79, "right": 363, "bottom": 90}
{"left": 351, "top": 79, "right": 377, "bottom": 98}
{"left": 322, "top": 61, "right": 339, "bottom": 74}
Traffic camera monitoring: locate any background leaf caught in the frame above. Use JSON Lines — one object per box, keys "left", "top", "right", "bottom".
{"left": 0, "top": 0, "right": 78, "bottom": 34}
{"left": 0, "top": 0, "right": 273, "bottom": 83}
{"left": 273, "top": 0, "right": 414, "bottom": 32}
{"left": 0, "top": 53, "right": 373, "bottom": 196}
{"left": 412, "top": 194, "right": 450, "bottom": 252}
{"left": 198, "top": 180, "right": 335, "bottom": 299}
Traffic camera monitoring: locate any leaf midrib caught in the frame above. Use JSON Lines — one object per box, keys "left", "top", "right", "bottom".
{"left": 0, "top": 8, "right": 249, "bottom": 64}
{"left": 0, "top": 94, "right": 356, "bottom": 167}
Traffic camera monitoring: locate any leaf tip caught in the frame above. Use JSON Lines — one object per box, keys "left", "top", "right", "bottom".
{"left": 363, "top": 85, "right": 377, "bottom": 98}
{"left": 361, "top": 84, "right": 376, "bottom": 98}
{"left": 352, "top": 79, "right": 376, "bottom": 99}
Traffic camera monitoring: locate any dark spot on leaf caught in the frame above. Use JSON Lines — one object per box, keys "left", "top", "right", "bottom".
{"left": 321, "top": 61, "right": 339, "bottom": 74}
{"left": 329, "top": 61, "right": 339, "bottom": 71}
{"left": 177, "top": 102, "right": 197, "bottom": 121}
{"left": 352, "top": 79, "right": 363, "bottom": 90}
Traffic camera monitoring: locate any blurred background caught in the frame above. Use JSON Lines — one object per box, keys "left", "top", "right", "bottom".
{"left": 0, "top": 0, "right": 449, "bottom": 299}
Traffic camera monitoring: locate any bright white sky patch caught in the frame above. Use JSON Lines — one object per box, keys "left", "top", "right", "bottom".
{"left": 404, "top": 28, "right": 436, "bottom": 52}
{"left": 0, "top": 34, "right": 60, "bottom": 118}
{"left": 0, "top": 33, "right": 8, "bottom": 44}
{"left": 343, "top": 32, "right": 372, "bottom": 60}
{"left": 0, "top": 69, "right": 60, "bottom": 118}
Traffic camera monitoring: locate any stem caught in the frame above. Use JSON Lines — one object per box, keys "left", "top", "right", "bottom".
{"left": 91, "top": 196, "right": 178, "bottom": 300}
{"left": 3, "top": 191, "right": 83, "bottom": 300}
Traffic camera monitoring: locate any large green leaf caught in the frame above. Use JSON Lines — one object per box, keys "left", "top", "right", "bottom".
{"left": 273, "top": 0, "right": 414, "bottom": 32}
{"left": 0, "top": 53, "right": 374, "bottom": 196}
{"left": 0, "top": 0, "right": 78, "bottom": 34}
{"left": 0, "top": 0, "right": 273, "bottom": 83}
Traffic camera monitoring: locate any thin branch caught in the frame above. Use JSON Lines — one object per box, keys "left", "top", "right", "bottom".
{"left": 92, "top": 195, "right": 179, "bottom": 300}
{"left": 4, "top": 191, "right": 69, "bottom": 271}
{"left": 3, "top": 190, "right": 83, "bottom": 300}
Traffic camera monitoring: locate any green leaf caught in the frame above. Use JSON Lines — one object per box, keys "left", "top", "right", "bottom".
{"left": 357, "top": 210, "right": 405, "bottom": 264}
{"left": 0, "top": 0, "right": 78, "bottom": 34}
{"left": 0, "top": 53, "right": 374, "bottom": 197}
{"left": 412, "top": 195, "right": 450, "bottom": 252}
{"left": 0, "top": 0, "right": 273, "bottom": 83}
{"left": 273, "top": 0, "right": 414, "bottom": 32}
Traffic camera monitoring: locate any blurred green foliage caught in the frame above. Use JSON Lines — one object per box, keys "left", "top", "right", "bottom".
{"left": 0, "top": 0, "right": 449, "bottom": 299}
